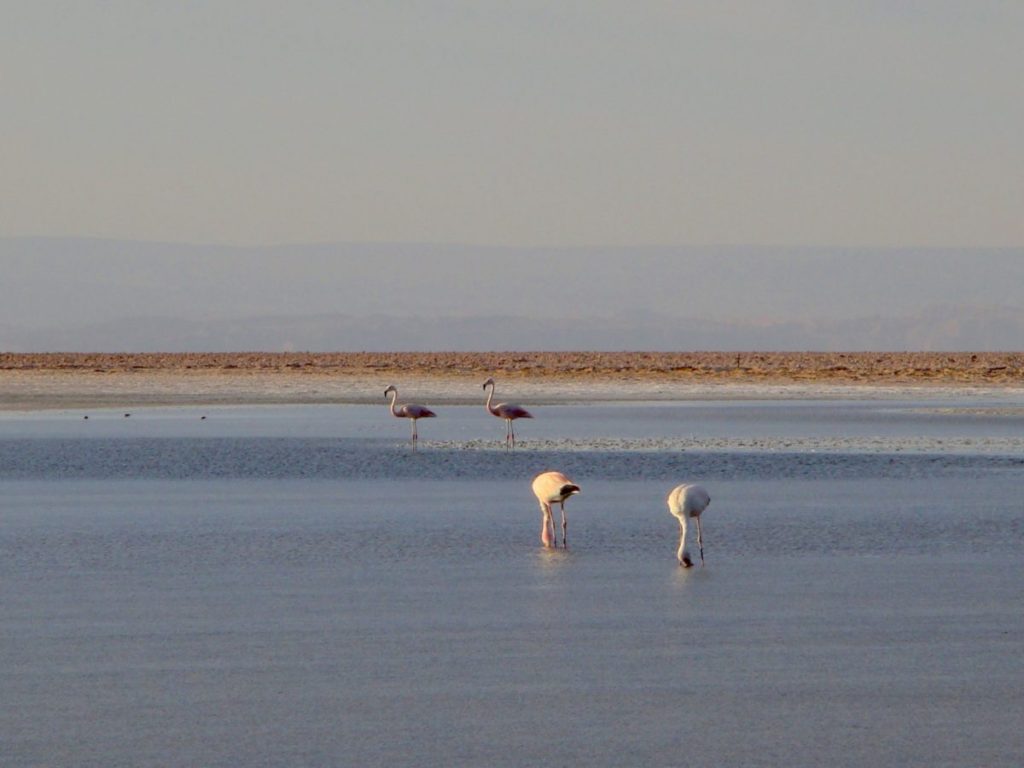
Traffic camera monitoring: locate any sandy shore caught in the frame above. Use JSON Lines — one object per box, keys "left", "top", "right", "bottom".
{"left": 2, "top": 351, "right": 1024, "bottom": 409}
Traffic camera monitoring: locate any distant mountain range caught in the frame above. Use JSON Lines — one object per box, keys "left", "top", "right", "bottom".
{"left": 2, "top": 305, "right": 1022, "bottom": 352}
{"left": 2, "top": 237, "right": 1023, "bottom": 351}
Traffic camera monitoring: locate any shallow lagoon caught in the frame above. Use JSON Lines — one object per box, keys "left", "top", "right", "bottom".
{"left": 2, "top": 399, "right": 1023, "bottom": 766}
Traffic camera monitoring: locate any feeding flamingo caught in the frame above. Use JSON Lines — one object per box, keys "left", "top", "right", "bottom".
{"left": 482, "top": 377, "right": 532, "bottom": 450}
{"left": 384, "top": 385, "right": 436, "bottom": 449}
{"left": 667, "top": 483, "right": 710, "bottom": 567}
{"left": 532, "top": 471, "right": 580, "bottom": 548}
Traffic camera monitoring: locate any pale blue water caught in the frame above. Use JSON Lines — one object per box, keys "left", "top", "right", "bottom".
{"left": 2, "top": 400, "right": 1023, "bottom": 766}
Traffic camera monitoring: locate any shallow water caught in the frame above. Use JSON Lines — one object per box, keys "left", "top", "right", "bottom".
{"left": 2, "top": 400, "right": 1023, "bottom": 766}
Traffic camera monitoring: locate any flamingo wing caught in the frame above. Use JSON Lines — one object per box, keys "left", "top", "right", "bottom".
{"left": 399, "top": 404, "right": 436, "bottom": 419}
{"left": 532, "top": 471, "right": 579, "bottom": 502}
{"left": 495, "top": 402, "right": 532, "bottom": 419}
{"left": 668, "top": 484, "right": 710, "bottom": 517}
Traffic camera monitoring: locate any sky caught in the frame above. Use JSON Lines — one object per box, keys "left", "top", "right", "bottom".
{"left": 3, "top": 1, "right": 1023, "bottom": 249}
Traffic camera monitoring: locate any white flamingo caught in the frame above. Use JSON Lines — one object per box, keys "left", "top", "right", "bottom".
{"left": 667, "top": 483, "right": 710, "bottom": 567}
{"left": 384, "top": 385, "right": 436, "bottom": 449}
{"left": 532, "top": 471, "right": 580, "bottom": 548}
{"left": 482, "top": 377, "right": 532, "bottom": 450}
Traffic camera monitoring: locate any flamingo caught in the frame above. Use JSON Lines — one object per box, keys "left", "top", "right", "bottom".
{"left": 667, "top": 483, "right": 710, "bottom": 567}
{"left": 482, "top": 377, "right": 532, "bottom": 450}
{"left": 384, "top": 385, "right": 436, "bottom": 449}
{"left": 532, "top": 471, "right": 580, "bottom": 548}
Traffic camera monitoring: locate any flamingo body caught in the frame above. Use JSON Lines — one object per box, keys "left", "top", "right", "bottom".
{"left": 667, "top": 483, "right": 711, "bottom": 567}
{"left": 391, "top": 403, "right": 436, "bottom": 420}
{"left": 490, "top": 402, "right": 532, "bottom": 421}
{"left": 483, "top": 377, "right": 532, "bottom": 450}
{"left": 384, "top": 385, "right": 436, "bottom": 448}
{"left": 532, "top": 471, "right": 580, "bottom": 548}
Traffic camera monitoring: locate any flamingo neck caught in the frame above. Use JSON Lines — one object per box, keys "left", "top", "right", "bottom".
{"left": 539, "top": 501, "right": 555, "bottom": 547}
{"left": 388, "top": 389, "right": 401, "bottom": 416}
{"left": 484, "top": 383, "right": 496, "bottom": 414}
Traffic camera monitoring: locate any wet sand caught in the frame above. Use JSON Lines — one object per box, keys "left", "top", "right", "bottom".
{"left": 2, "top": 351, "right": 1023, "bottom": 409}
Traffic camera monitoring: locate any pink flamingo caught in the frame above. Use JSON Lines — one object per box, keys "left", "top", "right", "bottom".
{"left": 384, "top": 385, "right": 436, "bottom": 449}
{"left": 667, "top": 483, "right": 710, "bottom": 567}
{"left": 532, "top": 471, "right": 581, "bottom": 548}
{"left": 482, "top": 377, "right": 532, "bottom": 450}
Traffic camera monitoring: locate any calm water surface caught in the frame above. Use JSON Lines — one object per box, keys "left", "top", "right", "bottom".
{"left": 2, "top": 400, "right": 1023, "bottom": 766}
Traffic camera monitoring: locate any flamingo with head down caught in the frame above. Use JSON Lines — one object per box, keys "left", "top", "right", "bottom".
{"left": 531, "top": 471, "right": 580, "bottom": 548}
{"left": 667, "top": 483, "right": 711, "bottom": 567}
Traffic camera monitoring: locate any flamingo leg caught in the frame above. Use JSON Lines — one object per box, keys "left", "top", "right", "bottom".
{"left": 560, "top": 500, "right": 568, "bottom": 548}
{"left": 411, "top": 419, "right": 417, "bottom": 449}
{"left": 505, "top": 419, "right": 512, "bottom": 451}
{"left": 510, "top": 419, "right": 516, "bottom": 450}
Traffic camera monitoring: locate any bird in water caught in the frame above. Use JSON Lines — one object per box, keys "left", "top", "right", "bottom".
{"left": 482, "top": 377, "right": 532, "bottom": 450}
{"left": 384, "top": 385, "right": 436, "bottom": 449}
{"left": 667, "top": 483, "right": 710, "bottom": 567}
{"left": 531, "top": 471, "right": 581, "bottom": 548}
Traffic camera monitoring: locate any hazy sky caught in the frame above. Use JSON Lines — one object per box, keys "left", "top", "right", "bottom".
{"left": 3, "top": 1, "right": 1022, "bottom": 248}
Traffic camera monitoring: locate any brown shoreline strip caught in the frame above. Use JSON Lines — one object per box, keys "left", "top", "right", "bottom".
{"left": 2, "top": 352, "right": 1024, "bottom": 385}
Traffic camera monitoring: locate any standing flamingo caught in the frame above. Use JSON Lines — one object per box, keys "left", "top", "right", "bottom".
{"left": 667, "top": 483, "right": 710, "bottom": 567}
{"left": 532, "top": 471, "right": 580, "bottom": 548}
{"left": 482, "top": 377, "right": 532, "bottom": 450}
{"left": 384, "top": 385, "right": 436, "bottom": 449}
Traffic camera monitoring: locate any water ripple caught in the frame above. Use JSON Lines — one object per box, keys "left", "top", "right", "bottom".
{"left": 3, "top": 437, "right": 1024, "bottom": 481}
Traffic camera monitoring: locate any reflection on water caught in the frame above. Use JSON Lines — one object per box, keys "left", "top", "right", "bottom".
{"left": 532, "top": 544, "right": 573, "bottom": 567}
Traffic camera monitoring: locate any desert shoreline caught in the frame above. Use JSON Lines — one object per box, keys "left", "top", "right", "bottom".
{"left": 3, "top": 351, "right": 1024, "bottom": 410}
